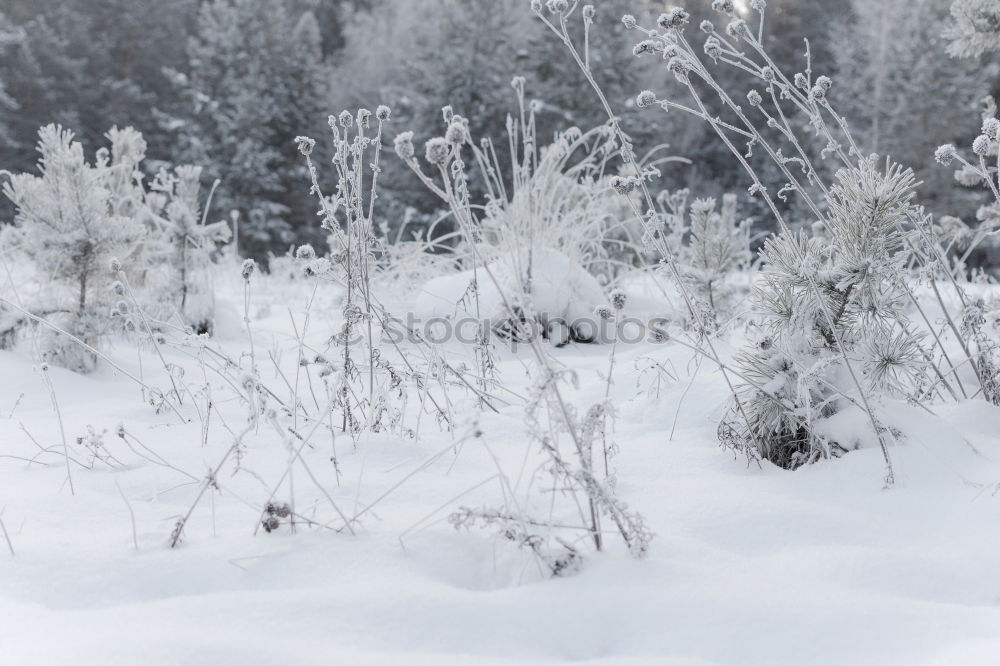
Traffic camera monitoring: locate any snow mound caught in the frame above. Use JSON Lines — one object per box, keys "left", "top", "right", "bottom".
{"left": 413, "top": 248, "right": 611, "bottom": 345}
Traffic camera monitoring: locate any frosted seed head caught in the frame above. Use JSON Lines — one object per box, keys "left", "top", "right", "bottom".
{"left": 622, "top": 14, "right": 637, "bottom": 29}
{"left": 610, "top": 290, "right": 628, "bottom": 310}
{"left": 425, "top": 137, "right": 451, "bottom": 166}
{"left": 376, "top": 105, "right": 391, "bottom": 121}
{"left": 633, "top": 39, "right": 661, "bottom": 56}
{"left": 658, "top": 8, "right": 690, "bottom": 29}
{"left": 712, "top": 0, "right": 736, "bottom": 17}
{"left": 935, "top": 143, "right": 957, "bottom": 165}
{"left": 815, "top": 75, "right": 832, "bottom": 91}
{"left": 972, "top": 134, "right": 991, "bottom": 156}
{"left": 241, "top": 258, "right": 256, "bottom": 281}
{"left": 294, "top": 135, "right": 315, "bottom": 156}
{"left": 794, "top": 73, "right": 808, "bottom": 89}
{"left": 110, "top": 258, "right": 122, "bottom": 273}
{"left": 595, "top": 305, "right": 614, "bottom": 321}
{"left": 636, "top": 90, "right": 657, "bottom": 108}
{"left": 295, "top": 244, "right": 316, "bottom": 261}
{"left": 704, "top": 36, "right": 722, "bottom": 59}
{"left": 667, "top": 55, "right": 693, "bottom": 81}
{"left": 982, "top": 118, "right": 1000, "bottom": 141}
{"left": 726, "top": 19, "right": 750, "bottom": 38}
{"left": 583, "top": 4, "right": 595, "bottom": 21}
{"left": 546, "top": 0, "right": 569, "bottom": 14}
{"left": 610, "top": 175, "right": 638, "bottom": 195}
{"left": 445, "top": 121, "right": 465, "bottom": 145}
{"left": 747, "top": 90, "right": 763, "bottom": 106}
{"left": 338, "top": 110, "right": 353, "bottom": 128}
{"left": 394, "top": 131, "right": 415, "bottom": 160}
{"left": 700, "top": 20, "right": 714, "bottom": 33}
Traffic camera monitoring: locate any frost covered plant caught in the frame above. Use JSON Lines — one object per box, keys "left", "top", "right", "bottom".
{"left": 722, "top": 161, "right": 926, "bottom": 468}
{"left": 1, "top": 125, "right": 144, "bottom": 371}
{"left": 944, "top": 0, "right": 1000, "bottom": 58}
{"left": 935, "top": 97, "right": 1000, "bottom": 212}
{"left": 142, "top": 165, "right": 231, "bottom": 330}
{"left": 575, "top": 3, "right": 946, "bottom": 480}
{"left": 660, "top": 191, "right": 752, "bottom": 332}
{"left": 451, "top": 366, "right": 652, "bottom": 570}
{"left": 293, "top": 108, "right": 477, "bottom": 438}
{"left": 959, "top": 297, "right": 1000, "bottom": 404}
{"left": 396, "top": 84, "right": 651, "bottom": 350}
{"left": 397, "top": 86, "right": 651, "bottom": 563}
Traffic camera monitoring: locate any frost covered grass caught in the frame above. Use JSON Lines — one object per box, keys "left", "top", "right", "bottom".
{"left": 2, "top": 268, "right": 1000, "bottom": 665}
{"left": 3, "top": 1, "right": 1000, "bottom": 664}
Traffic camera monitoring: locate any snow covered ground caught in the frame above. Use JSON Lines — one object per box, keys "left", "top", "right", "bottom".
{"left": 2, "top": 272, "right": 1000, "bottom": 666}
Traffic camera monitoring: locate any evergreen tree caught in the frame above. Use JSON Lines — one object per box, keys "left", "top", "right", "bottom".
{"left": 169, "top": 0, "right": 329, "bottom": 260}
{"left": 1, "top": 125, "right": 145, "bottom": 371}
{"left": 833, "top": 0, "right": 998, "bottom": 215}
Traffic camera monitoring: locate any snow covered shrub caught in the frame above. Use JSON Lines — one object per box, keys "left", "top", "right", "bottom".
{"left": 721, "top": 158, "right": 927, "bottom": 468}
{"left": 415, "top": 247, "right": 612, "bottom": 347}
{"left": 555, "top": 2, "right": 966, "bottom": 479}
{"left": 1, "top": 125, "right": 144, "bottom": 371}
{"left": 395, "top": 84, "right": 650, "bottom": 347}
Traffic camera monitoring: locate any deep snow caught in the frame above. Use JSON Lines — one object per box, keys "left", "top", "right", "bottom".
{"left": 1, "top": 272, "right": 999, "bottom": 666}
